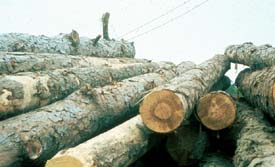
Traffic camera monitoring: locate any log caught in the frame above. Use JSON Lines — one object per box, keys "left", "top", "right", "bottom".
{"left": 45, "top": 115, "right": 157, "bottom": 167}
{"left": 175, "top": 61, "right": 196, "bottom": 75}
{"left": 0, "top": 31, "right": 135, "bottom": 58}
{"left": 227, "top": 101, "right": 275, "bottom": 167}
{"left": 102, "top": 12, "right": 110, "bottom": 40}
{"left": 0, "top": 62, "right": 169, "bottom": 120}
{"left": 225, "top": 42, "right": 275, "bottom": 69}
{"left": 196, "top": 91, "right": 236, "bottom": 130}
{"left": 139, "top": 54, "right": 230, "bottom": 133}
{"left": 0, "top": 67, "right": 180, "bottom": 167}
{"left": 235, "top": 67, "right": 275, "bottom": 119}
{"left": 166, "top": 123, "right": 209, "bottom": 166}
{"left": 0, "top": 52, "right": 150, "bottom": 74}
{"left": 198, "top": 153, "right": 234, "bottom": 167}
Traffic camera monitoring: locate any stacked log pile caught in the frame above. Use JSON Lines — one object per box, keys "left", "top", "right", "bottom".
{"left": 1, "top": 18, "right": 275, "bottom": 167}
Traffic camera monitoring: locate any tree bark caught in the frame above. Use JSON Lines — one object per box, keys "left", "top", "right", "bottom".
{"left": 0, "top": 68, "right": 178, "bottom": 167}
{"left": 196, "top": 91, "right": 236, "bottom": 130}
{"left": 45, "top": 115, "right": 158, "bottom": 167}
{"left": 139, "top": 54, "right": 230, "bottom": 133}
{"left": 0, "top": 52, "right": 150, "bottom": 75}
{"left": 227, "top": 101, "right": 275, "bottom": 167}
{"left": 198, "top": 153, "right": 234, "bottom": 167}
{"left": 0, "top": 31, "right": 135, "bottom": 58}
{"left": 166, "top": 123, "right": 209, "bottom": 166}
{"left": 0, "top": 62, "right": 170, "bottom": 120}
{"left": 235, "top": 67, "right": 275, "bottom": 119}
{"left": 225, "top": 42, "right": 275, "bottom": 69}
{"left": 175, "top": 61, "right": 196, "bottom": 75}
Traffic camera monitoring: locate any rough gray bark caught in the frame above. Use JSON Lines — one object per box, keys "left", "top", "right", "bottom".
{"left": 225, "top": 42, "right": 275, "bottom": 69}
{"left": 235, "top": 67, "right": 275, "bottom": 119}
{"left": 45, "top": 116, "right": 157, "bottom": 167}
{"left": 0, "top": 31, "right": 135, "bottom": 58}
{"left": 139, "top": 54, "right": 231, "bottom": 133}
{"left": 175, "top": 61, "right": 196, "bottom": 75}
{"left": 229, "top": 101, "right": 275, "bottom": 167}
{"left": 0, "top": 62, "right": 169, "bottom": 120}
{"left": 0, "top": 67, "right": 177, "bottom": 167}
{"left": 199, "top": 153, "right": 234, "bottom": 167}
{"left": 0, "top": 52, "right": 150, "bottom": 74}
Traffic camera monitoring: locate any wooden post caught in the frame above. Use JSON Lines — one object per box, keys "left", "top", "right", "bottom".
{"left": 102, "top": 12, "right": 110, "bottom": 40}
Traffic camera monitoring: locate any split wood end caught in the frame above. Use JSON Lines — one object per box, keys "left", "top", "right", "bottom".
{"left": 139, "top": 89, "right": 184, "bottom": 133}
{"left": 197, "top": 91, "right": 236, "bottom": 130}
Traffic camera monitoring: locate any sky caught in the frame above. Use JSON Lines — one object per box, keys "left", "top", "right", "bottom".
{"left": 0, "top": 0, "right": 274, "bottom": 80}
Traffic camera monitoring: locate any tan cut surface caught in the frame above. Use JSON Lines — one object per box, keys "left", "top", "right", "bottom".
{"left": 197, "top": 92, "right": 236, "bottom": 130}
{"left": 139, "top": 89, "right": 184, "bottom": 133}
{"left": 45, "top": 156, "right": 83, "bottom": 167}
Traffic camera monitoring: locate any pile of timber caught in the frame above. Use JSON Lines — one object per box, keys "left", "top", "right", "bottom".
{"left": 1, "top": 23, "right": 275, "bottom": 167}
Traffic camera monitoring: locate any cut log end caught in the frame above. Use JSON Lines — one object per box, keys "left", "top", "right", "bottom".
{"left": 139, "top": 89, "right": 184, "bottom": 133}
{"left": 45, "top": 156, "right": 83, "bottom": 167}
{"left": 197, "top": 91, "right": 236, "bottom": 130}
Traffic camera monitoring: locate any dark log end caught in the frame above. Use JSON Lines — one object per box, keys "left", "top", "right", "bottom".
{"left": 166, "top": 125, "right": 208, "bottom": 166}
{"left": 197, "top": 91, "right": 236, "bottom": 130}
{"left": 69, "top": 30, "right": 80, "bottom": 47}
{"left": 139, "top": 89, "right": 184, "bottom": 133}
{"left": 25, "top": 140, "right": 43, "bottom": 160}
{"left": 45, "top": 156, "right": 83, "bottom": 167}
{"left": 92, "top": 35, "right": 102, "bottom": 46}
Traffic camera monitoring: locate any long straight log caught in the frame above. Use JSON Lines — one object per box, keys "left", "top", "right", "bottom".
{"left": 235, "top": 67, "right": 275, "bottom": 119}
{"left": 225, "top": 42, "right": 275, "bottom": 69}
{"left": 227, "top": 101, "right": 275, "bottom": 167}
{"left": 0, "top": 52, "right": 150, "bottom": 74}
{"left": 0, "top": 65, "right": 187, "bottom": 167}
{"left": 0, "top": 62, "right": 169, "bottom": 120}
{"left": 45, "top": 115, "right": 157, "bottom": 167}
{"left": 0, "top": 31, "right": 135, "bottom": 58}
{"left": 139, "top": 54, "right": 230, "bottom": 133}
{"left": 196, "top": 91, "right": 236, "bottom": 130}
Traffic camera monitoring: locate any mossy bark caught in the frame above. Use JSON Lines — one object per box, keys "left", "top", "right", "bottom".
{"left": 235, "top": 67, "right": 275, "bottom": 119}
{"left": 229, "top": 101, "right": 275, "bottom": 167}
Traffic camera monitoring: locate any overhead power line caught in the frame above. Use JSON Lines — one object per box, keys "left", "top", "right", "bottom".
{"left": 118, "top": 0, "right": 193, "bottom": 38}
{"left": 127, "top": 0, "right": 210, "bottom": 40}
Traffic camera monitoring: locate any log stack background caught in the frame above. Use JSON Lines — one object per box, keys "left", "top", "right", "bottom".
{"left": 1, "top": 27, "right": 275, "bottom": 166}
